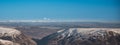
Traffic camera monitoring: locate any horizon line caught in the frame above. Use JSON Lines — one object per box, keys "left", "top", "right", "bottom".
{"left": 0, "top": 20, "right": 119, "bottom": 23}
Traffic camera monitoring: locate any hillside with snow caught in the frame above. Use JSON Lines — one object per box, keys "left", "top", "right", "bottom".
{"left": 39, "top": 28, "right": 120, "bottom": 45}
{"left": 0, "top": 27, "right": 37, "bottom": 45}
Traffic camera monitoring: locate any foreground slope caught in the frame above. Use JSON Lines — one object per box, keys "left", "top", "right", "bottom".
{"left": 0, "top": 27, "right": 37, "bottom": 45}
{"left": 40, "top": 28, "right": 120, "bottom": 45}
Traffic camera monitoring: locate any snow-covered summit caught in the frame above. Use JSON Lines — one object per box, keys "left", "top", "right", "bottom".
{"left": 41, "top": 28, "right": 120, "bottom": 45}
{"left": 57, "top": 28, "right": 120, "bottom": 37}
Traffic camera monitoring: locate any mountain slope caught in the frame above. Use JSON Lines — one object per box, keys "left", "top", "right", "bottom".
{"left": 40, "top": 28, "right": 120, "bottom": 45}
{"left": 0, "top": 27, "right": 37, "bottom": 45}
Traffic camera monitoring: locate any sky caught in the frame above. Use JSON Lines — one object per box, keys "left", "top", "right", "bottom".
{"left": 0, "top": 0, "right": 120, "bottom": 22}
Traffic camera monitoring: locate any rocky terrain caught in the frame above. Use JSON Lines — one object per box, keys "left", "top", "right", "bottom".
{"left": 0, "top": 22, "right": 120, "bottom": 40}
{"left": 0, "top": 27, "right": 37, "bottom": 45}
{"left": 40, "top": 28, "right": 120, "bottom": 45}
{"left": 0, "top": 22, "right": 120, "bottom": 45}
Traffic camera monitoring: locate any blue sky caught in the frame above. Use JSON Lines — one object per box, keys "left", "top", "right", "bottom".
{"left": 0, "top": 0, "right": 120, "bottom": 22}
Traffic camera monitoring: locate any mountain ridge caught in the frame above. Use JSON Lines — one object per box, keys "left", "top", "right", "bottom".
{"left": 39, "top": 28, "right": 120, "bottom": 45}
{"left": 0, "top": 27, "right": 37, "bottom": 45}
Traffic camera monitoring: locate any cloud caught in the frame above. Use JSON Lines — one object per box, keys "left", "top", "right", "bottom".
{"left": 43, "top": 17, "right": 50, "bottom": 20}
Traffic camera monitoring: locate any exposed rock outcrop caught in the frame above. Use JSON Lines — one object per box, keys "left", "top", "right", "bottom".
{"left": 40, "top": 28, "right": 120, "bottom": 45}
{"left": 0, "top": 27, "right": 37, "bottom": 45}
